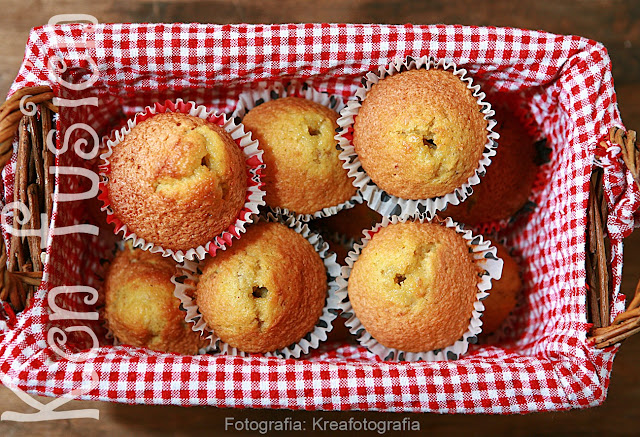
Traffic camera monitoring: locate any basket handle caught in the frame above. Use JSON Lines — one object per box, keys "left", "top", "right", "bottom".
{"left": 589, "top": 127, "right": 640, "bottom": 348}
{"left": 0, "top": 86, "right": 56, "bottom": 313}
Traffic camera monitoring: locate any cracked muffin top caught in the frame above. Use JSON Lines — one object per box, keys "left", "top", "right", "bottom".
{"left": 196, "top": 221, "right": 327, "bottom": 353}
{"left": 107, "top": 112, "right": 247, "bottom": 251}
{"left": 104, "top": 245, "right": 206, "bottom": 354}
{"left": 353, "top": 69, "right": 488, "bottom": 199}
{"left": 348, "top": 221, "right": 480, "bottom": 352}
{"left": 241, "top": 96, "right": 356, "bottom": 214}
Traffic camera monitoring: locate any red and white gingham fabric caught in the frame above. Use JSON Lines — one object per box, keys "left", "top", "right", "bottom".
{"left": 0, "top": 23, "right": 637, "bottom": 413}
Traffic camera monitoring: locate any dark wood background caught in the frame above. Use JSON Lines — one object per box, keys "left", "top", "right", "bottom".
{"left": 0, "top": 1, "right": 639, "bottom": 435}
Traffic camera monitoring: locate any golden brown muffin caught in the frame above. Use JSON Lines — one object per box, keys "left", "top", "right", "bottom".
{"left": 104, "top": 246, "right": 205, "bottom": 354}
{"left": 480, "top": 242, "right": 521, "bottom": 336}
{"left": 353, "top": 69, "right": 488, "bottom": 199}
{"left": 242, "top": 97, "right": 357, "bottom": 214}
{"left": 108, "top": 112, "right": 247, "bottom": 251}
{"left": 196, "top": 221, "right": 327, "bottom": 353}
{"left": 311, "top": 202, "right": 383, "bottom": 241}
{"left": 444, "top": 108, "right": 537, "bottom": 224}
{"left": 348, "top": 221, "right": 480, "bottom": 352}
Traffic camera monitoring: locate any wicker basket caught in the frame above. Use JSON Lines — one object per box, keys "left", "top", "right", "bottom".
{"left": 0, "top": 23, "right": 638, "bottom": 413}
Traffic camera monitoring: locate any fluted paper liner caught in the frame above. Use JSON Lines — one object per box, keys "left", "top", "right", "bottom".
{"left": 98, "top": 99, "right": 266, "bottom": 262}
{"left": 336, "top": 215, "right": 504, "bottom": 362}
{"left": 172, "top": 212, "right": 342, "bottom": 359}
{"left": 335, "top": 56, "right": 499, "bottom": 219}
{"left": 478, "top": 235, "right": 525, "bottom": 344}
{"left": 232, "top": 81, "right": 362, "bottom": 221}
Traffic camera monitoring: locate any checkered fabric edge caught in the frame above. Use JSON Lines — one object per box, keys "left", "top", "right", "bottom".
{"left": 0, "top": 23, "right": 635, "bottom": 413}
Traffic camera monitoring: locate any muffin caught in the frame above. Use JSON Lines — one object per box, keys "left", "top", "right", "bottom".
{"left": 444, "top": 108, "right": 537, "bottom": 225}
{"left": 196, "top": 221, "right": 327, "bottom": 353}
{"left": 480, "top": 242, "right": 521, "bottom": 336}
{"left": 348, "top": 220, "right": 481, "bottom": 352}
{"left": 353, "top": 68, "right": 488, "bottom": 199}
{"left": 107, "top": 112, "right": 247, "bottom": 251}
{"left": 241, "top": 96, "right": 356, "bottom": 214}
{"left": 104, "top": 246, "right": 205, "bottom": 354}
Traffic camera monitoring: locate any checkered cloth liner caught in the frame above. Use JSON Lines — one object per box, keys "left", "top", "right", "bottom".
{"left": 0, "top": 23, "right": 637, "bottom": 413}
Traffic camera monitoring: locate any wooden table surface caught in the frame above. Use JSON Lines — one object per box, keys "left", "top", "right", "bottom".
{"left": 0, "top": 1, "right": 639, "bottom": 435}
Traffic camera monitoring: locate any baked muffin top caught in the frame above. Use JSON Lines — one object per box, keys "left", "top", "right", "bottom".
{"left": 348, "top": 220, "right": 480, "bottom": 352}
{"left": 104, "top": 246, "right": 205, "bottom": 354}
{"left": 353, "top": 69, "right": 488, "bottom": 199}
{"left": 444, "top": 108, "right": 537, "bottom": 225}
{"left": 242, "top": 97, "right": 356, "bottom": 214}
{"left": 107, "top": 112, "right": 247, "bottom": 251}
{"left": 196, "top": 221, "right": 327, "bottom": 353}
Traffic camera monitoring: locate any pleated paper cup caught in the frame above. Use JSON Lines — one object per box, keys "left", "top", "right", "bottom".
{"left": 232, "top": 81, "right": 362, "bottom": 221}
{"left": 335, "top": 56, "right": 499, "bottom": 219}
{"left": 336, "top": 215, "right": 504, "bottom": 362}
{"left": 172, "top": 212, "right": 342, "bottom": 359}
{"left": 477, "top": 236, "right": 525, "bottom": 345}
{"left": 98, "top": 99, "right": 266, "bottom": 263}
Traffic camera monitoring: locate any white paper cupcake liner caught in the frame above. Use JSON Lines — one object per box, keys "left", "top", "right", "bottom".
{"left": 233, "top": 81, "right": 346, "bottom": 120}
{"left": 232, "top": 81, "right": 362, "bottom": 221}
{"left": 478, "top": 236, "right": 525, "bottom": 344}
{"left": 323, "top": 230, "right": 357, "bottom": 254}
{"left": 98, "top": 99, "right": 266, "bottom": 263}
{"left": 335, "top": 56, "right": 500, "bottom": 219}
{"left": 172, "top": 212, "right": 342, "bottom": 359}
{"left": 336, "top": 215, "right": 504, "bottom": 362}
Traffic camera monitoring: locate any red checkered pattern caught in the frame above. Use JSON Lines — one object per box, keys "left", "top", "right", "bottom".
{"left": 0, "top": 23, "right": 637, "bottom": 413}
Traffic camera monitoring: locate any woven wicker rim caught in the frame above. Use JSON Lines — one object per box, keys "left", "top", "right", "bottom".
{"left": 0, "top": 86, "right": 58, "bottom": 311}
